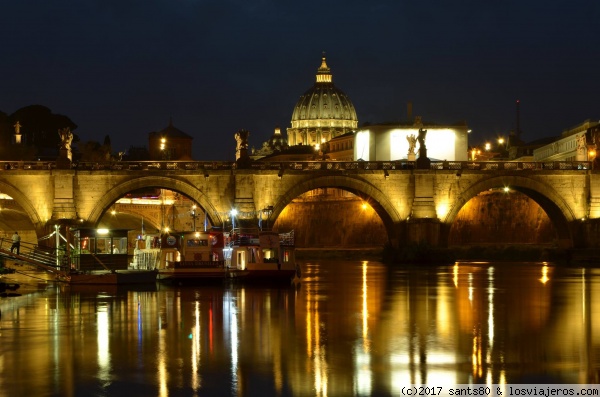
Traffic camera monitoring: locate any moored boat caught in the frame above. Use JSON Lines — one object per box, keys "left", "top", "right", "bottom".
{"left": 63, "top": 269, "right": 158, "bottom": 285}
{"left": 142, "top": 230, "right": 248, "bottom": 283}
{"left": 68, "top": 228, "right": 158, "bottom": 285}
{"left": 223, "top": 228, "right": 300, "bottom": 283}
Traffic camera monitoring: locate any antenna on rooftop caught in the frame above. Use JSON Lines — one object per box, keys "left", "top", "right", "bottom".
{"left": 516, "top": 99, "right": 521, "bottom": 138}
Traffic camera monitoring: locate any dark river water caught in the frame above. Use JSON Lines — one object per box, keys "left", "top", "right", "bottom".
{"left": 1, "top": 260, "right": 599, "bottom": 396}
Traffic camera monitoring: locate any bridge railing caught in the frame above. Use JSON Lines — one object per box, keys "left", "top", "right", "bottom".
{"left": 0, "top": 160, "right": 593, "bottom": 172}
{"left": 254, "top": 160, "right": 593, "bottom": 171}
{"left": 0, "top": 161, "right": 55, "bottom": 170}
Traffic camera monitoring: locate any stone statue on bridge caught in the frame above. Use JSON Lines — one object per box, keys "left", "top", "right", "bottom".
{"left": 59, "top": 127, "right": 73, "bottom": 152}
{"left": 416, "top": 128, "right": 430, "bottom": 169}
{"left": 406, "top": 134, "right": 417, "bottom": 161}
{"left": 407, "top": 134, "right": 417, "bottom": 154}
{"left": 57, "top": 127, "right": 74, "bottom": 167}
{"left": 235, "top": 129, "right": 251, "bottom": 168}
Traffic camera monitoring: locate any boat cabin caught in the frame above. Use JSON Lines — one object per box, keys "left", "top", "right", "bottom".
{"left": 223, "top": 228, "right": 296, "bottom": 271}
{"left": 72, "top": 228, "right": 130, "bottom": 271}
{"left": 158, "top": 230, "right": 226, "bottom": 269}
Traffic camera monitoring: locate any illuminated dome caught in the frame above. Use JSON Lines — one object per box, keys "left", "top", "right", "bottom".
{"left": 268, "top": 127, "right": 287, "bottom": 151}
{"left": 287, "top": 55, "right": 358, "bottom": 147}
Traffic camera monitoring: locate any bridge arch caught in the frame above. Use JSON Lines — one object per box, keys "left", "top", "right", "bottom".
{"left": 87, "top": 176, "right": 223, "bottom": 227}
{"left": 270, "top": 175, "right": 402, "bottom": 244}
{"left": 441, "top": 175, "right": 577, "bottom": 248}
{"left": 0, "top": 181, "right": 44, "bottom": 232}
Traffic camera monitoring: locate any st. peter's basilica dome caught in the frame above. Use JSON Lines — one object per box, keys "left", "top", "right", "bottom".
{"left": 287, "top": 55, "right": 358, "bottom": 147}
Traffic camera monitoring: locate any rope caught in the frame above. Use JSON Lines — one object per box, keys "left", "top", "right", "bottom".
{"left": 37, "top": 231, "right": 56, "bottom": 241}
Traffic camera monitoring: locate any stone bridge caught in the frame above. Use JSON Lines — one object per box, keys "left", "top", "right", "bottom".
{"left": 1, "top": 159, "right": 599, "bottom": 249}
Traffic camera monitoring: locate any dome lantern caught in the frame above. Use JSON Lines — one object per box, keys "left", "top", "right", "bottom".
{"left": 316, "top": 54, "right": 332, "bottom": 83}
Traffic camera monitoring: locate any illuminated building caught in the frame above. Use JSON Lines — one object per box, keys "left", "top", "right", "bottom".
{"left": 533, "top": 119, "right": 600, "bottom": 163}
{"left": 259, "top": 54, "right": 469, "bottom": 162}
{"left": 353, "top": 118, "right": 469, "bottom": 162}
{"left": 250, "top": 127, "right": 289, "bottom": 160}
{"left": 286, "top": 54, "right": 358, "bottom": 148}
{"left": 327, "top": 131, "right": 355, "bottom": 161}
{"left": 148, "top": 119, "right": 193, "bottom": 160}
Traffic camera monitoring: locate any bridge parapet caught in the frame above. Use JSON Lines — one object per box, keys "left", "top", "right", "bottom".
{"left": 0, "top": 160, "right": 592, "bottom": 172}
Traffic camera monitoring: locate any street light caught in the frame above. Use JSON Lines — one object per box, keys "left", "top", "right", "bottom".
{"left": 190, "top": 204, "right": 198, "bottom": 233}
{"left": 230, "top": 209, "right": 238, "bottom": 230}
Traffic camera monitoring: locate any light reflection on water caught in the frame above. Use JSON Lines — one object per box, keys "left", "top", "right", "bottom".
{"left": 0, "top": 260, "right": 599, "bottom": 397}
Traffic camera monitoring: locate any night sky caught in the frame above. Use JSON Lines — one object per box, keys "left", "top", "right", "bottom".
{"left": 2, "top": 0, "right": 598, "bottom": 161}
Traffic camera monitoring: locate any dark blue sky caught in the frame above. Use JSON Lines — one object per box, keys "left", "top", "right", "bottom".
{"left": 2, "top": 0, "right": 598, "bottom": 160}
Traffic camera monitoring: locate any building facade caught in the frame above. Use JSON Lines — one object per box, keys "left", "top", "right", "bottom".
{"left": 148, "top": 120, "right": 193, "bottom": 160}
{"left": 533, "top": 119, "right": 599, "bottom": 163}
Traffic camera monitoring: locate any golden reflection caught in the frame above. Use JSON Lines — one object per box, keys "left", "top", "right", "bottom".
{"left": 437, "top": 284, "right": 452, "bottom": 337}
{"left": 304, "top": 264, "right": 330, "bottom": 396}
{"left": 453, "top": 262, "right": 459, "bottom": 287}
{"left": 354, "top": 346, "right": 371, "bottom": 396}
{"left": 191, "top": 301, "right": 201, "bottom": 391}
{"left": 7, "top": 260, "right": 600, "bottom": 395}
{"left": 362, "top": 261, "right": 369, "bottom": 348}
{"left": 468, "top": 272, "right": 474, "bottom": 301}
{"left": 314, "top": 343, "right": 328, "bottom": 397}
{"left": 158, "top": 328, "right": 168, "bottom": 397}
{"left": 472, "top": 331, "right": 483, "bottom": 378}
{"left": 487, "top": 267, "right": 495, "bottom": 357}
{"left": 306, "top": 297, "right": 314, "bottom": 356}
{"left": 354, "top": 261, "right": 373, "bottom": 395}
{"left": 97, "top": 307, "right": 110, "bottom": 382}
{"left": 499, "top": 371, "right": 507, "bottom": 386}
{"left": 540, "top": 264, "right": 550, "bottom": 284}
{"left": 228, "top": 295, "right": 239, "bottom": 395}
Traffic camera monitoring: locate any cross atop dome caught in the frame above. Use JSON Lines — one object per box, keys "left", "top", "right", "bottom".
{"left": 316, "top": 52, "right": 332, "bottom": 83}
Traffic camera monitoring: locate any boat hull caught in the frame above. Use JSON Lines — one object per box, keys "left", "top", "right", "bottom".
{"left": 66, "top": 270, "right": 158, "bottom": 285}
{"left": 156, "top": 268, "right": 248, "bottom": 282}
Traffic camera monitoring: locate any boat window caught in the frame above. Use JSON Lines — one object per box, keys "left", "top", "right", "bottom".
{"left": 96, "top": 237, "right": 112, "bottom": 254}
{"left": 262, "top": 248, "right": 279, "bottom": 263}
{"left": 113, "top": 237, "right": 127, "bottom": 254}
{"left": 187, "top": 239, "right": 208, "bottom": 247}
{"left": 79, "top": 237, "right": 95, "bottom": 254}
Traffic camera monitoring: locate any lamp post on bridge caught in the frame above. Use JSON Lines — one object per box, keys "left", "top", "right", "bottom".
{"left": 190, "top": 204, "right": 199, "bottom": 236}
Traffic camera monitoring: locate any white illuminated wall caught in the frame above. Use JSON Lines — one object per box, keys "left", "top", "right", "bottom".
{"left": 355, "top": 130, "right": 371, "bottom": 161}
{"left": 354, "top": 125, "right": 469, "bottom": 162}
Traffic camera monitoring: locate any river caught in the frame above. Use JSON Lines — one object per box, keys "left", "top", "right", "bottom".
{"left": 0, "top": 260, "right": 599, "bottom": 396}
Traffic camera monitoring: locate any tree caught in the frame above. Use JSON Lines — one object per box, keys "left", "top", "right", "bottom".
{"left": 78, "top": 140, "right": 112, "bottom": 162}
{"left": 9, "top": 105, "right": 78, "bottom": 159}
